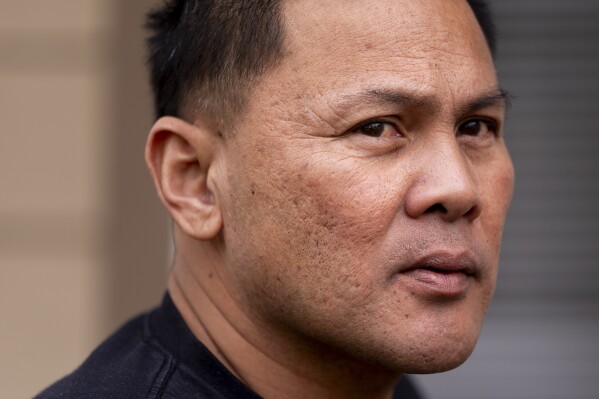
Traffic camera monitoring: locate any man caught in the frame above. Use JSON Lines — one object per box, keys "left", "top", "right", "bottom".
{"left": 38, "top": 0, "right": 514, "bottom": 398}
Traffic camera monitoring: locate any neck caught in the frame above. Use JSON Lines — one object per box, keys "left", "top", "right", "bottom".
{"left": 168, "top": 246, "right": 400, "bottom": 399}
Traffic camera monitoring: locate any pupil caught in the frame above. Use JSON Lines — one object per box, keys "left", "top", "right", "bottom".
{"left": 363, "top": 122, "right": 384, "bottom": 136}
{"left": 463, "top": 121, "right": 480, "bottom": 135}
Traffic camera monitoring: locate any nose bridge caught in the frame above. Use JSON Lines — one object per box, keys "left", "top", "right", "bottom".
{"left": 405, "top": 137, "right": 482, "bottom": 222}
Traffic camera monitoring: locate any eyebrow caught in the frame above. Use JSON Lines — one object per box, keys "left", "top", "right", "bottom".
{"left": 458, "top": 89, "right": 512, "bottom": 115}
{"left": 334, "top": 87, "right": 511, "bottom": 116}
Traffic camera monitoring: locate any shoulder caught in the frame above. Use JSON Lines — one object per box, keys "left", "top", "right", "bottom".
{"left": 35, "top": 313, "right": 175, "bottom": 399}
{"left": 33, "top": 294, "right": 259, "bottom": 399}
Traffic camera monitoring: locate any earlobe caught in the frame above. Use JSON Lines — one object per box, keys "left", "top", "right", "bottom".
{"left": 145, "top": 116, "right": 223, "bottom": 240}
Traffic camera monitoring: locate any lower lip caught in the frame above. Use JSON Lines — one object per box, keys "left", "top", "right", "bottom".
{"left": 399, "top": 269, "right": 471, "bottom": 298}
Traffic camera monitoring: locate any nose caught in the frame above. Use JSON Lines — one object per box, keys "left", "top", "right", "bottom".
{"left": 404, "top": 140, "right": 482, "bottom": 223}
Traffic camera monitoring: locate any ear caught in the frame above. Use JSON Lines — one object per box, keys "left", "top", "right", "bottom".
{"left": 145, "top": 116, "right": 223, "bottom": 240}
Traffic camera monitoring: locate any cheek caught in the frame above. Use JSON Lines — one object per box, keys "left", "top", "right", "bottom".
{"left": 471, "top": 153, "right": 514, "bottom": 301}
{"left": 298, "top": 159, "right": 402, "bottom": 244}
{"left": 224, "top": 146, "right": 403, "bottom": 319}
{"left": 475, "top": 150, "right": 515, "bottom": 249}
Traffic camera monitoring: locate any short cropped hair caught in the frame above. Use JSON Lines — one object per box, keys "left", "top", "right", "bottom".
{"left": 146, "top": 0, "right": 497, "bottom": 126}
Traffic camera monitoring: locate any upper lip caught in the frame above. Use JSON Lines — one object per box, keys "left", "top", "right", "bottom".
{"left": 401, "top": 251, "right": 479, "bottom": 276}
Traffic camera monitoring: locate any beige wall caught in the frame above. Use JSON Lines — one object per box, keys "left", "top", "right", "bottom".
{"left": 0, "top": 1, "right": 168, "bottom": 397}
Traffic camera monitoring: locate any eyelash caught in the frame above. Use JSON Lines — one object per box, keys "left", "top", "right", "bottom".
{"left": 457, "top": 118, "right": 500, "bottom": 137}
{"left": 351, "top": 119, "right": 401, "bottom": 138}
{"left": 348, "top": 116, "right": 501, "bottom": 139}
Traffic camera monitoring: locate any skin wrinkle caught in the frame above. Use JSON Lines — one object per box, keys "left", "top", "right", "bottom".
{"left": 310, "top": 103, "right": 354, "bottom": 135}
{"left": 171, "top": 269, "right": 245, "bottom": 378}
{"left": 301, "top": 85, "right": 507, "bottom": 140}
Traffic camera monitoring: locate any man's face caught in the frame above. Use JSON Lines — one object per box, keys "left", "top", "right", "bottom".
{"left": 216, "top": 0, "right": 514, "bottom": 373}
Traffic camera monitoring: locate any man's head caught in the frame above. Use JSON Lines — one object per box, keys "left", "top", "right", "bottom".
{"left": 145, "top": 0, "right": 514, "bottom": 380}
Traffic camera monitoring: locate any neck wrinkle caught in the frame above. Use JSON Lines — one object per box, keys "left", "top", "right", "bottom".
{"left": 167, "top": 252, "right": 399, "bottom": 399}
{"left": 168, "top": 271, "right": 247, "bottom": 382}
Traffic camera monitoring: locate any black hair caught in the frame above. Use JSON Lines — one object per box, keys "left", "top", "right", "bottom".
{"left": 468, "top": 0, "right": 497, "bottom": 56}
{"left": 146, "top": 0, "right": 284, "bottom": 123}
{"left": 146, "top": 0, "right": 496, "bottom": 123}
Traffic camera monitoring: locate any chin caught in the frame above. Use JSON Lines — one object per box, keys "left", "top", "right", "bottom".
{"left": 392, "top": 327, "right": 481, "bottom": 375}
{"left": 403, "top": 342, "right": 477, "bottom": 374}
{"left": 339, "top": 337, "right": 477, "bottom": 378}
{"left": 347, "top": 315, "right": 484, "bottom": 375}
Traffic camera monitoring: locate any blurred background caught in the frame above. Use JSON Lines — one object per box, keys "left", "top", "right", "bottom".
{"left": 0, "top": 1, "right": 167, "bottom": 397}
{"left": 0, "top": 0, "right": 597, "bottom": 398}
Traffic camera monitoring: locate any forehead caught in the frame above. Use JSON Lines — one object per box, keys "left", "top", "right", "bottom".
{"left": 283, "top": 0, "right": 490, "bottom": 65}
{"left": 249, "top": 0, "right": 496, "bottom": 114}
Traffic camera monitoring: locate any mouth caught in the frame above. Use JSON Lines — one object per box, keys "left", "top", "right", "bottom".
{"left": 396, "top": 252, "right": 479, "bottom": 299}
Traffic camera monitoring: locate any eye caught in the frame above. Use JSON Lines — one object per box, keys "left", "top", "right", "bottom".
{"left": 457, "top": 118, "right": 498, "bottom": 137}
{"left": 353, "top": 120, "right": 400, "bottom": 138}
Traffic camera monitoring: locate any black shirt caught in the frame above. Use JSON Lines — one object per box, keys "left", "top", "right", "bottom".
{"left": 36, "top": 294, "right": 423, "bottom": 398}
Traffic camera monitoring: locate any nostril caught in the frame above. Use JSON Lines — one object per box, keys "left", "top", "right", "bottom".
{"left": 425, "top": 203, "right": 447, "bottom": 214}
{"left": 422, "top": 202, "right": 481, "bottom": 221}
